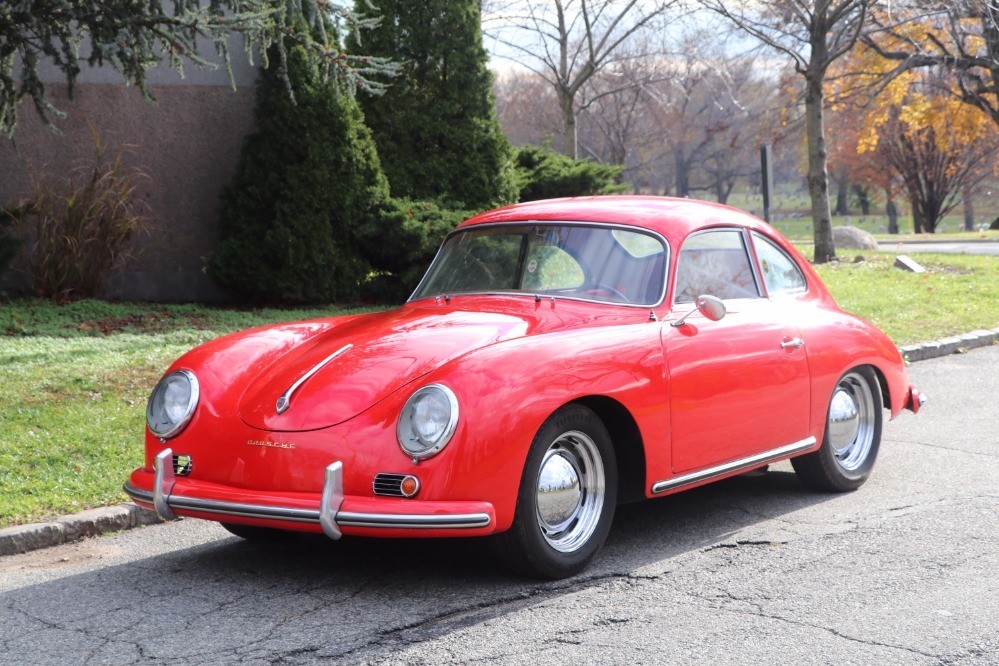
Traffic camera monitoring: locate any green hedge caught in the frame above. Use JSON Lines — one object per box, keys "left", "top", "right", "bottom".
{"left": 514, "top": 145, "right": 626, "bottom": 201}
{"left": 358, "top": 198, "right": 471, "bottom": 303}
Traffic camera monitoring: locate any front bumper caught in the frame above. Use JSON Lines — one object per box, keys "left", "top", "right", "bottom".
{"left": 124, "top": 449, "right": 495, "bottom": 539}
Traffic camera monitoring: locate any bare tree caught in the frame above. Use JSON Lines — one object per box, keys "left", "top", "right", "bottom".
{"left": 866, "top": 1, "right": 999, "bottom": 128}
{"left": 696, "top": 58, "right": 777, "bottom": 204}
{"left": 698, "top": 0, "right": 877, "bottom": 263}
{"left": 631, "top": 34, "right": 778, "bottom": 203}
{"left": 484, "top": 0, "right": 676, "bottom": 158}
{"left": 877, "top": 108, "right": 996, "bottom": 233}
{"left": 493, "top": 71, "right": 563, "bottom": 146}
{"left": 578, "top": 60, "right": 655, "bottom": 169}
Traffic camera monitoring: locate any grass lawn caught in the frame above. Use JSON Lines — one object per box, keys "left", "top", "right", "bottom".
{"left": 812, "top": 252, "right": 999, "bottom": 345}
{"left": 0, "top": 302, "right": 383, "bottom": 528}
{"left": 1, "top": 251, "right": 997, "bottom": 528}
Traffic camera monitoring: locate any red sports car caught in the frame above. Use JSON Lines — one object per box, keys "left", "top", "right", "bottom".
{"left": 126, "top": 196, "right": 924, "bottom": 578}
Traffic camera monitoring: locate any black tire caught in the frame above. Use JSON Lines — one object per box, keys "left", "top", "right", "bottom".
{"left": 221, "top": 522, "right": 289, "bottom": 541}
{"left": 492, "top": 404, "right": 617, "bottom": 579}
{"left": 792, "top": 366, "right": 883, "bottom": 492}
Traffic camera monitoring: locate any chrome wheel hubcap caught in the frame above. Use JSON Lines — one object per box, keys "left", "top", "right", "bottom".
{"left": 828, "top": 373, "right": 876, "bottom": 471}
{"left": 536, "top": 431, "right": 605, "bottom": 553}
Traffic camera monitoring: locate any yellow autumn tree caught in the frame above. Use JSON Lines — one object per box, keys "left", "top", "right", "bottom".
{"left": 865, "top": 1, "right": 999, "bottom": 129}
{"left": 829, "top": 19, "right": 997, "bottom": 234}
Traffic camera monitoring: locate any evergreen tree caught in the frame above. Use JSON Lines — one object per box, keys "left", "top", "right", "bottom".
{"left": 2, "top": 1, "right": 396, "bottom": 138}
{"left": 351, "top": 0, "right": 518, "bottom": 210}
{"left": 210, "top": 44, "right": 390, "bottom": 304}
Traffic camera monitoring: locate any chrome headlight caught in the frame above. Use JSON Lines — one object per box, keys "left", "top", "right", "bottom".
{"left": 146, "top": 370, "right": 200, "bottom": 439}
{"left": 397, "top": 384, "right": 459, "bottom": 460}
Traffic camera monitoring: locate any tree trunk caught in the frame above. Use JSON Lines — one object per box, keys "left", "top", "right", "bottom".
{"left": 963, "top": 187, "right": 975, "bottom": 231}
{"left": 557, "top": 87, "right": 577, "bottom": 158}
{"left": 804, "top": 69, "right": 836, "bottom": 262}
{"left": 674, "top": 153, "right": 690, "bottom": 198}
{"left": 886, "top": 194, "right": 898, "bottom": 234}
{"left": 717, "top": 178, "right": 734, "bottom": 205}
{"left": 854, "top": 185, "right": 871, "bottom": 215}
{"left": 834, "top": 177, "right": 849, "bottom": 215}
{"left": 909, "top": 192, "right": 925, "bottom": 233}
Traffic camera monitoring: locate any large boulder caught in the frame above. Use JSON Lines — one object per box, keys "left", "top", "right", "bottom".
{"left": 832, "top": 225, "right": 879, "bottom": 251}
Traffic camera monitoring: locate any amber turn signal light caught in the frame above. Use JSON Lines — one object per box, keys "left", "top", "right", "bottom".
{"left": 400, "top": 475, "right": 420, "bottom": 498}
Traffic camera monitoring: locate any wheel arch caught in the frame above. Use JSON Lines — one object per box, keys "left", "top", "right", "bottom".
{"left": 865, "top": 363, "right": 892, "bottom": 410}
{"left": 570, "top": 395, "right": 647, "bottom": 505}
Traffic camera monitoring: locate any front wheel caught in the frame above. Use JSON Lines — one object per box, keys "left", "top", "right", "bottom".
{"left": 792, "top": 367, "right": 883, "bottom": 492}
{"left": 492, "top": 405, "right": 617, "bottom": 579}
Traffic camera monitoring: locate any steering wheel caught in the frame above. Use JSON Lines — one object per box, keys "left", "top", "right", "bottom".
{"left": 580, "top": 282, "right": 630, "bottom": 303}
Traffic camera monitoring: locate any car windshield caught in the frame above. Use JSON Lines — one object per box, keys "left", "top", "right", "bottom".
{"left": 411, "top": 224, "right": 667, "bottom": 306}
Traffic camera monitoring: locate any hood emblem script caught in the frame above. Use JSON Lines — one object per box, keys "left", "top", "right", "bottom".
{"left": 276, "top": 344, "right": 353, "bottom": 414}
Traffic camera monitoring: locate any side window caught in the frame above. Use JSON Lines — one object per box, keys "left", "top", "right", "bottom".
{"left": 674, "top": 230, "right": 760, "bottom": 303}
{"left": 753, "top": 233, "right": 807, "bottom": 295}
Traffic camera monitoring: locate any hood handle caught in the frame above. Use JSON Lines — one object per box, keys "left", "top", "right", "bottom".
{"left": 276, "top": 344, "right": 353, "bottom": 414}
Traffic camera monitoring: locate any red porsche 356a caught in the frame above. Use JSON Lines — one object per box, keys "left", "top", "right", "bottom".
{"left": 126, "top": 197, "right": 924, "bottom": 578}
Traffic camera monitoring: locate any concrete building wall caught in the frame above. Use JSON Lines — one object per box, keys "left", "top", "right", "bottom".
{"left": 0, "top": 48, "right": 259, "bottom": 302}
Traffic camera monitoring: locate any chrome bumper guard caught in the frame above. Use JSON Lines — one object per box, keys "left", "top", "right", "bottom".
{"left": 124, "top": 448, "right": 491, "bottom": 539}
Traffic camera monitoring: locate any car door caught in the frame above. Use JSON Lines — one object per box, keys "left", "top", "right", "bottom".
{"left": 662, "top": 228, "right": 811, "bottom": 474}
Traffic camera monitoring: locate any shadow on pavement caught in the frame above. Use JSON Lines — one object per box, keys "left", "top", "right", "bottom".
{"left": 0, "top": 469, "right": 837, "bottom": 662}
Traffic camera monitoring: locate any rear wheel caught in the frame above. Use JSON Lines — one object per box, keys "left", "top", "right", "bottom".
{"left": 792, "top": 367, "right": 883, "bottom": 492}
{"left": 492, "top": 405, "right": 617, "bottom": 579}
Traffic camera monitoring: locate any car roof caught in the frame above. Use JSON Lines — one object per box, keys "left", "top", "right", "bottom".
{"left": 460, "top": 196, "right": 775, "bottom": 246}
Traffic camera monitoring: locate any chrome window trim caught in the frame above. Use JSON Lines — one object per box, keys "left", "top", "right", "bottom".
{"left": 651, "top": 437, "right": 817, "bottom": 494}
{"left": 750, "top": 231, "right": 810, "bottom": 297}
{"left": 408, "top": 220, "right": 671, "bottom": 309}
{"left": 742, "top": 228, "right": 766, "bottom": 298}
{"left": 671, "top": 227, "right": 763, "bottom": 307}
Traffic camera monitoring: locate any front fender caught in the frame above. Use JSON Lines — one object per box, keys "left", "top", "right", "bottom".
{"left": 421, "top": 321, "right": 670, "bottom": 531}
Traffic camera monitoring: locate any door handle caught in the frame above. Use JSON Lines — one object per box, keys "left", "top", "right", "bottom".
{"left": 781, "top": 337, "right": 805, "bottom": 349}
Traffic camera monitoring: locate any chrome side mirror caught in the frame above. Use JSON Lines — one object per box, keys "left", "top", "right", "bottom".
{"left": 671, "top": 295, "right": 726, "bottom": 328}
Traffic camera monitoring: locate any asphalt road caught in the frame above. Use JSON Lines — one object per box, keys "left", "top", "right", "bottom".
{"left": 2, "top": 347, "right": 997, "bottom": 665}
{"left": 882, "top": 241, "right": 999, "bottom": 256}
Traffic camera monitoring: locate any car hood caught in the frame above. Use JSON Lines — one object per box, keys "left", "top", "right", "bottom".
{"left": 237, "top": 306, "right": 535, "bottom": 431}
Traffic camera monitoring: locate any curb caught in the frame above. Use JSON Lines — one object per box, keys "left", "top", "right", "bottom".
{"left": 0, "top": 503, "right": 162, "bottom": 557}
{"left": 898, "top": 327, "right": 999, "bottom": 363}
{"left": 876, "top": 238, "right": 998, "bottom": 245}
{"left": 2, "top": 328, "right": 997, "bottom": 558}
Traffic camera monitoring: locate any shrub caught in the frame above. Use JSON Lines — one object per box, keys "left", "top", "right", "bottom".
{"left": 0, "top": 206, "right": 23, "bottom": 278}
{"left": 210, "top": 44, "right": 390, "bottom": 305}
{"left": 8, "top": 135, "right": 146, "bottom": 300}
{"left": 514, "top": 145, "right": 626, "bottom": 202}
{"left": 357, "top": 198, "right": 471, "bottom": 303}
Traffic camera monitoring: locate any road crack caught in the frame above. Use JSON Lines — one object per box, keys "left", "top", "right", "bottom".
{"left": 681, "top": 589, "right": 943, "bottom": 660}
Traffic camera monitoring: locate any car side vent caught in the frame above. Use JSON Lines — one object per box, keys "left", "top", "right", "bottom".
{"left": 173, "top": 454, "right": 193, "bottom": 476}
{"left": 372, "top": 473, "right": 420, "bottom": 498}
